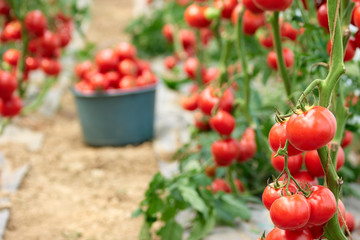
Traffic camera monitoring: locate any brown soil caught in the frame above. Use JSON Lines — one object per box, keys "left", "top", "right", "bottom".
{"left": 3, "top": 1, "right": 158, "bottom": 239}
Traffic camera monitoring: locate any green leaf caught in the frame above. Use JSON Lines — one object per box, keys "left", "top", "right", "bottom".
{"left": 139, "top": 221, "right": 151, "bottom": 240}
{"left": 188, "top": 210, "right": 216, "bottom": 240}
{"left": 214, "top": 198, "right": 235, "bottom": 224}
{"left": 131, "top": 208, "right": 143, "bottom": 218}
{"left": 147, "top": 195, "right": 165, "bottom": 216}
{"left": 158, "top": 219, "right": 183, "bottom": 240}
{"left": 221, "top": 195, "right": 251, "bottom": 221}
{"left": 179, "top": 186, "right": 208, "bottom": 216}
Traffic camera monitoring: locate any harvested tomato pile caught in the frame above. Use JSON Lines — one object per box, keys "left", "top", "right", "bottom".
{"left": 74, "top": 43, "right": 157, "bottom": 93}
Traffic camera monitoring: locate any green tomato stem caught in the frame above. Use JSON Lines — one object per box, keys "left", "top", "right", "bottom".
{"left": 218, "top": 37, "right": 232, "bottom": 86}
{"left": 226, "top": 165, "right": 241, "bottom": 198}
{"left": 235, "top": 9, "right": 253, "bottom": 126}
{"left": 315, "top": 0, "right": 348, "bottom": 239}
{"left": 270, "top": 12, "right": 295, "bottom": 105}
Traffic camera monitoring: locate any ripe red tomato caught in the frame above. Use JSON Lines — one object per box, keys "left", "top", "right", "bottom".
{"left": 75, "top": 60, "right": 93, "bottom": 79}
{"left": 179, "top": 29, "right": 196, "bottom": 50}
{"left": 231, "top": 5, "right": 265, "bottom": 35}
{"left": 242, "top": 10, "right": 266, "bottom": 35}
{"left": 286, "top": 106, "right": 337, "bottom": 151}
{"left": 353, "top": 5, "right": 360, "bottom": 28}
{"left": 271, "top": 153, "right": 303, "bottom": 174}
{"left": 162, "top": 24, "right": 173, "bottom": 42}
{"left": 270, "top": 194, "right": 310, "bottom": 230}
{"left": 259, "top": 33, "right": 274, "bottom": 49}
{"left": 317, "top": 4, "right": 329, "bottom": 30}
{"left": 1, "top": 95, "right": 22, "bottom": 117}
{"left": 3, "top": 20, "right": 22, "bottom": 40}
{"left": 25, "top": 57, "right": 39, "bottom": 71}
{"left": 210, "top": 110, "right": 236, "bottom": 136}
{"left": 292, "top": 170, "right": 319, "bottom": 186}
{"left": 200, "top": 28, "right": 213, "bottom": 45}
{"left": 114, "top": 42, "right": 137, "bottom": 61}
{"left": 24, "top": 10, "right": 48, "bottom": 36}
{"left": 184, "top": 4, "right": 212, "bottom": 28}
{"left": 0, "top": 70, "right": 17, "bottom": 100}
{"left": 355, "top": 30, "right": 360, "bottom": 48}
{"left": 253, "top": 0, "right": 293, "bottom": 11}
{"left": 212, "top": 138, "right": 239, "bottom": 166}
{"left": 118, "top": 59, "right": 138, "bottom": 76}
{"left": 214, "top": 0, "right": 238, "bottom": 19}
{"left": 243, "top": 0, "right": 264, "bottom": 14}
{"left": 235, "top": 179, "right": 245, "bottom": 192}
{"left": 40, "top": 30, "right": 61, "bottom": 52}
{"left": 184, "top": 57, "right": 199, "bottom": 79}
{"left": 202, "top": 67, "right": 219, "bottom": 84}
{"left": 75, "top": 80, "right": 93, "bottom": 93}
{"left": 345, "top": 212, "right": 355, "bottom": 232}
{"left": 104, "top": 71, "right": 120, "bottom": 88}
{"left": 212, "top": 179, "right": 231, "bottom": 193}
{"left": 40, "top": 58, "right": 61, "bottom": 76}
{"left": 27, "top": 39, "right": 40, "bottom": 54}
{"left": 194, "top": 112, "right": 210, "bottom": 131}
{"left": 307, "top": 185, "right": 337, "bottom": 226}
{"left": 237, "top": 128, "right": 257, "bottom": 162}
{"left": 95, "top": 49, "right": 118, "bottom": 73}
{"left": 265, "top": 227, "right": 313, "bottom": 240}
{"left": 267, "top": 48, "right": 294, "bottom": 70}
{"left": 136, "top": 70, "right": 156, "bottom": 87}
{"left": 341, "top": 130, "right": 353, "bottom": 148}
{"left": 119, "top": 75, "right": 136, "bottom": 89}
{"left": 304, "top": 145, "right": 345, "bottom": 177}
{"left": 182, "top": 93, "right": 199, "bottom": 111}
{"left": 89, "top": 72, "right": 107, "bottom": 90}
{"left": 338, "top": 199, "right": 346, "bottom": 228}
{"left": 280, "top": 22, "right": 297, "bottom": 41}
{"left": 198, "top": 87, "right": 234, "bottom": 115}
{"left": 308, "top": 224, "right": 325, "bottom": 239}
{"left": 327, "top": 38, "right": 356, "bottom": 62}
{"left": 262, "top": 181, "right": 298, "bottom": 210}
{"left": 164, "top": 56, "right": 177, "bottom": 70}
{"left": 268, "top": 121, "right": 303, "bottom": 156}
{"left": 0, "top": 0, "right": 10, "bottom": 15}
{"left": 3, "top": 49, "right": 20, "bottom": 67}
{"left": 57, "top": 23, "right": 72, "bottom": 47}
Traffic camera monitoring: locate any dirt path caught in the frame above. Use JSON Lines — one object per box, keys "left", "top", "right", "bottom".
{"left": 3, "top": 1, "right": 158, "bottom": 239}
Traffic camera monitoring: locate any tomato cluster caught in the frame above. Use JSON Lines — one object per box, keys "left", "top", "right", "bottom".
{"left": 74, "top": 43, "right": 157, "bottom": 93}
{"left": 262, "top": 181, "right": 355, "bottom": 239}
{"left": 266, "top": 106, "right": 351, "bottom": 184}
{"left": 0, "top": 3, "right": 72, "bottom": 117}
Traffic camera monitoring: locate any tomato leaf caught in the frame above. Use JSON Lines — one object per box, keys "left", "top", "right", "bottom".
{"left": 220, "top": 195, "right": 251, "bottom": 221}
{"left": 179, "top": 186, "right": 208, "bottom": 216}
{"left": 139, "top": 221, "right": 151, "bottom": 240}
{"left": 131, "top": 208, "right": 143, "bottom": 218}
{"left": 158, "top": 219, "right": 183, "bottom": 240}
{"left": 188, "top": 210, "right": 216, "bottom": 240}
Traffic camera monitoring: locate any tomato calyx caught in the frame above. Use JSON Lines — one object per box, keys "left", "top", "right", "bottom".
{"left": 272, "top": 140, "right": 313, "bottom": 197}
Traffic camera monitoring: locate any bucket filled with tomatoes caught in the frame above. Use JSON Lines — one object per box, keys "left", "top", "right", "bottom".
{"left": 73, "top": 42, "right": 157, "bottom": 146}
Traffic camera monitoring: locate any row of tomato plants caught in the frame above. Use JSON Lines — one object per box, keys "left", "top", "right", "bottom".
{"left": 0, "top": 0, "right": 88, "bottom": 130}
{"left": 135, "top": 0, "right": 360, "bottom": 239}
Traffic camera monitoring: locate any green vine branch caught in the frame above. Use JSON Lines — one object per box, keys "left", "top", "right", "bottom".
{"left": 270, "top": 12, "right": 295, "bottom": 105}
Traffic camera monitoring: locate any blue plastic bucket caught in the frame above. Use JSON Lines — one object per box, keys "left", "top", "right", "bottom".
{"left": 72, "top": 85, "right": 156, "bottom": 146}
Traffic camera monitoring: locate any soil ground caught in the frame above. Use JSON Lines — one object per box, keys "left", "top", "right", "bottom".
{"left": 3, "top": 1, "right": 158, "bottom": 239}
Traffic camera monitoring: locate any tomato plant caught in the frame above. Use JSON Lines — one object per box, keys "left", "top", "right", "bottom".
{"left": 134, "top": 0, "right": 360, "bottom": 239}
